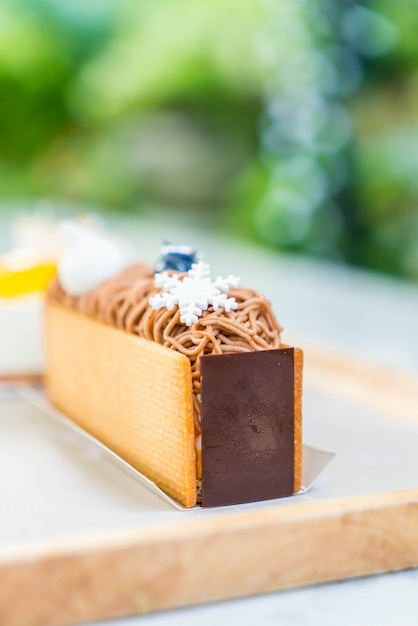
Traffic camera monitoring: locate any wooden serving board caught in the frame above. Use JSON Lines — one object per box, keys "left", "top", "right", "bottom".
{"left": 1, "top": 346, "right": 418, "bottom": 626}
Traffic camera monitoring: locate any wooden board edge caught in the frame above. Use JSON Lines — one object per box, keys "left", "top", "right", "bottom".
{"left": 0, "top": 374, "right": 43, "bottom": 384}
{"left": 289, "top": 336, "right": 418, "bottom": 424}
{"left": 1, "top": 487, "right": 418, "bottom": 626}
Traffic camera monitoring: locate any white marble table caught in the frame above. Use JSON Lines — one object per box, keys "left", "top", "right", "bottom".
{"left": 2, "top": 210, "right": 418, "bottom": 625}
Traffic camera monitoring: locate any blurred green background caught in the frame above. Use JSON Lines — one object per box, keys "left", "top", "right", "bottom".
{"left": 1, "top": 0, "right": 418, "bottom": 279}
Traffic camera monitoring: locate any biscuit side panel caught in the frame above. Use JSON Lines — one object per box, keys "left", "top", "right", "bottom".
{"left": 45, "top": 303, "right": 196, "bottom": 507}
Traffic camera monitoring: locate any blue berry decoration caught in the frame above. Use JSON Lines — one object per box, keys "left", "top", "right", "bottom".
{"left": 155, "top": 244, "right": 201, "bottom": 273}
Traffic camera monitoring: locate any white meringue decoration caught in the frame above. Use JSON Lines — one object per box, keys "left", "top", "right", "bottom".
{"left": 58, "top": 220, "right": 130, "bottom": 297}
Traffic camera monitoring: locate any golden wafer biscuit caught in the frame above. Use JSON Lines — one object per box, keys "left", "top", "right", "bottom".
{"left": 46, "top": 303, "right": 197, "bottom": 508}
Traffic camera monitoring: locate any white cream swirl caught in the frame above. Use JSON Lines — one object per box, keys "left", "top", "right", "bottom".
{"left": 58, "top": 220, "right": 130, "bottom": 297}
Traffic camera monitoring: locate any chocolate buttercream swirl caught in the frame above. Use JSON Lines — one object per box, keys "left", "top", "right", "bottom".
{"left": 48, "top": 264, "right": 282, "bottom": 438}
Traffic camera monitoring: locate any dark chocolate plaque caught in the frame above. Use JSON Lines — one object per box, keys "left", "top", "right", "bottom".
{"left": 200, "top": 348, "right": 295, "bottom": 507}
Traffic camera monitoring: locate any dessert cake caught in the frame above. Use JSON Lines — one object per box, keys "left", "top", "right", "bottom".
{"left": 45, "top": 235, "right": 303, "bottom": 508}
{"left": 0, "top": 252, "right": 56, "bottom": 381}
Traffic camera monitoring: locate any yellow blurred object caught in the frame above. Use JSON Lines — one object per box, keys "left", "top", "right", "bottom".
{"left": 0, "top": 262, "right": 57, "bottom": 298}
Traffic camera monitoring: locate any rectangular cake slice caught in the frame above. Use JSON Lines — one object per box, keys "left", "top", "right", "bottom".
{"left": 45, "top": 302, "right": 303, "bottom": 508}
{"left": 45, "top": 251, "right": 304, "bottom": 509}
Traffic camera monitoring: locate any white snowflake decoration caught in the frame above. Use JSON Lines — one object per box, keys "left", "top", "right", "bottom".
{"left": 149, "top": 262, "right": 240, "bottom": 326}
